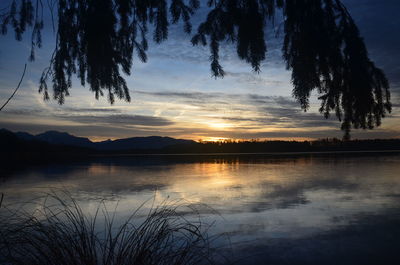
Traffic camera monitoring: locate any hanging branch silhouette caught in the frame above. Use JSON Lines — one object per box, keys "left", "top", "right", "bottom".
{"left": 0, "top": 0, "right": 392, "bottom": 138}
{"left": 0, "top": 64, "right": 27, "bottom": 112}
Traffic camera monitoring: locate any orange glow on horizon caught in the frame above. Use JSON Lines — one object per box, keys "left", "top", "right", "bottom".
{"left": 196, "top": 136, "right": 315, "bottom": 143}
{"left": 87, "top": 136, "right": 316, "bottom": 143}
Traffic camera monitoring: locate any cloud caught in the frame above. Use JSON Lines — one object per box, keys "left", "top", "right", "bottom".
{"left": 224, "top": 71, "right": 284, "bottom": 86}
{"left": 56, "top": 114, "right": 174, "bottom": 127}
{"left": 137, "top": 90, "right": 297, "bottom": 106}
{"left": 1, "top": 108, "right": 46, "bottom": 115}
{"left": 63, "top": 107, "right": 122, "bottom": 113}
{"left": 247, "top": 94, "right": 299, "bottom": 107}
{"left": 136, "top": 90, "right": 210, "bottom": 100}
{"left": 220, "top": 111, "right": 338, "bottom": 129}
{"left": 2, "top": 107, "right": 122, "bottom": 116}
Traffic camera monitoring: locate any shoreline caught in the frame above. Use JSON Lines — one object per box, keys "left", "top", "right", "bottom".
{"left": 89, "top": 149, "right": 400, "bottom": 157}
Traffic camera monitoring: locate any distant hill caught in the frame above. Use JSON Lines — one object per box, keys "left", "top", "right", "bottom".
{"left": 0, "top": 129, "right": 92, "bottom": 163}
{"left": 95, "top": 136, "right": 195, "bottom": 150}
{"left": 5, "top": 129, "right": 196, "bottom": 151}
{"left": 15, "top": 131, "right": 36, "bottom": 141}
{"left": 35, "top": 131, "right": 94, "bottom": 148}
{"left": 0, "top": 128, "right": 20, "bottom": 150}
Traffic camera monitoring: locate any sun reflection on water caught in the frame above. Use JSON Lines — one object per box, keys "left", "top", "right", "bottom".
{"left": 1, "top": 155, "right": 400, "bottom": 244}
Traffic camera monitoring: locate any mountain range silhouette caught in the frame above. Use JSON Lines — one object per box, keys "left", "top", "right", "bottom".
{"left": 2, "top": 129, "right": 195, "bottom": 151}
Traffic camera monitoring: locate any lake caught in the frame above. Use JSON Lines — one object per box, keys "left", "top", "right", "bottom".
{"left": 1, "top": 153, "right": 400, "bottom": 264}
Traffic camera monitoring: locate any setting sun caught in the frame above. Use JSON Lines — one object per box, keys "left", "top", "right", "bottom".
{"left": 205, "top": 121, "right": 234, "bottom": 130}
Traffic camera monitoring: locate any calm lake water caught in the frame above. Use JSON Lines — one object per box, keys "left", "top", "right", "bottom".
{"left": 1, "top": 153, "right": 400, "bottom": 264}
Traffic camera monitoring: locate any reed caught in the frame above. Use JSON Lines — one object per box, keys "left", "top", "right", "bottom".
{"left": 0, "top": 192, "right": 223, "bottom": 265}
{"left": 0, "top": 193, "right": 3, "bottom": 208}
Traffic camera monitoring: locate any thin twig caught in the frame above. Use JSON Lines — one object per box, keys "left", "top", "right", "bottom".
{"left": 0, "top": 64, "right": 27, "bottom": 112}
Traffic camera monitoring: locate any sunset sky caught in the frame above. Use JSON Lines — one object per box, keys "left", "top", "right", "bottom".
{"left": 0, "top": 0, "right": 399, "bottom": 142}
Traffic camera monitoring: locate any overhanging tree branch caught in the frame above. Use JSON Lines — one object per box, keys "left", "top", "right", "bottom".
{"left": 0, "top": 63, "right": 27, "bottom": 112}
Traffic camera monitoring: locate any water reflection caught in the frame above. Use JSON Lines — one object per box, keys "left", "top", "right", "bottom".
{"left": 1, "top": 154, "right": 400, "bottom": 263}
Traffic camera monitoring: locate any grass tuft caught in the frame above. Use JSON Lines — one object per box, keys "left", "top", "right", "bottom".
{"left": 0, "top": 192, "right": 225, "bottom": 265}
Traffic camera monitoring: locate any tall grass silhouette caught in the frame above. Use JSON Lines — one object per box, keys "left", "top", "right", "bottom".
{"left": 0, "top": 192, "right": 224, "bottom": 265}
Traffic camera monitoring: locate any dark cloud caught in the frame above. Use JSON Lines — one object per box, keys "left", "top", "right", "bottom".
{"left": 136, "top": 90, "right": 248, "bottom": 111}
{"left": 248, "top": 94, "right": 299, "bottom": 108}
{"left": 2, "top": 106, "right": 173, "bottom": 127}
{"left": 57, "top": 114, "right": 174, "bottom": 127}
{"left": 63, "top": 107, "right": 122, "bottom": 113}
{"left": 221, "top": 112, "right": 338, "bottom": 129}
{"left": 1, "top": 108, "right": 46, "bottom": 115}
{"left": 2, "top": 107, "right": 122, "bottom": 115}
{"left": 391, "top": 103, "right": 400, "bottom": 109}
{"left": 218, "top": 93, "right": 339, "bottom": 129}
{"left": 136, "top": 90, "right": 210, "bottom": 100}
{"left": 137, "top": 90, "right": 298, "bottom": 106}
